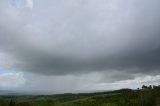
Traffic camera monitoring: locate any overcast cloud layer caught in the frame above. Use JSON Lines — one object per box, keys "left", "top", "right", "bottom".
{"left": 0, "top": 0, "right": 160, "bottom": 93}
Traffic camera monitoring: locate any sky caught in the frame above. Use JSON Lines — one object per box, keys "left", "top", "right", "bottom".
{"left": 0, "top": 0, "right": 160, "bottom": 94}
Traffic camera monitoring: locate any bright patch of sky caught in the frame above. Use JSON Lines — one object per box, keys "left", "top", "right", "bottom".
{"left": 10, "top": 0, "right": 33, "bottom": 9}
{"left": 0, "top": 68, "right": 10, "bottom": 74}
{"left": 0, "top": 72, "right": 26, "bottom": 89}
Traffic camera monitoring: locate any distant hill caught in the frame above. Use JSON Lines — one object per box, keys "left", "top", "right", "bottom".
{"left": 0, "top": 85, "right": 159, "bottom": 106}
{"left": 0, "top": 90, "right": 20, "bottom": 95}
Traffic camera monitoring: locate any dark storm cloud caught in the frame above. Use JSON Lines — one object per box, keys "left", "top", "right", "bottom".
{"left": 0, "top": 0, "right": 160, "bottom": 79}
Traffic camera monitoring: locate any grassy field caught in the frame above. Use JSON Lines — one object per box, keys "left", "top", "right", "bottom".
{"left": 0, "top": 85, "right": 160, "bottom": 106}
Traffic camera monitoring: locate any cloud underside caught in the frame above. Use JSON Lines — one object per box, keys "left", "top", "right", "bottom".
{"left": 0, "top": 0, "right": 160, "bottom": 82}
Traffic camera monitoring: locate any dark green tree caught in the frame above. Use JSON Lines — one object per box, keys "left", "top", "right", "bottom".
{"left": 8, "top": 100, "right": 15, "bottom": 106}
{"left": 142, "top": 85, "right": 147, "bottom": 90}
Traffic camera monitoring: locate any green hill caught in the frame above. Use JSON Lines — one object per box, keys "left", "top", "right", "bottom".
{"left": 0, "top": 85, "right": 160, "bottom": 106}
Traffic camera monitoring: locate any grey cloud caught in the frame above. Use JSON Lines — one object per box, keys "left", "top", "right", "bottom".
{"left": 0, "top": 0, "right": 160, "bottom": 80}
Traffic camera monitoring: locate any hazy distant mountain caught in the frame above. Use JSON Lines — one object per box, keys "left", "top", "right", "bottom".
{"left": 0, "top": 90, "right": 20, "bottom": 95}
{"left": 0, "top": 90, "right": 38, "bottom": 95}
{"left": 0, "top": 90, "right": 53, "bottom": 95}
